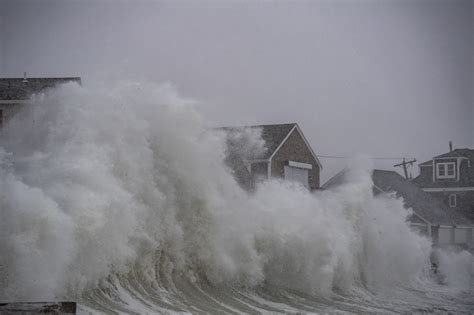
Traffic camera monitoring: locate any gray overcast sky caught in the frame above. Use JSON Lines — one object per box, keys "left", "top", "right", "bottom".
{"left": 0, "top": 0, "right": 472, "bottom": 181}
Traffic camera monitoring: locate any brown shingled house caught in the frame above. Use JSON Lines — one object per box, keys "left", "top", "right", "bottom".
{"left": 413, "top": 148, "right": 474, "bottom": 221}
{"left": 0, "top": 75, "right": 81, "bottom": 128}
{"left": 221, "top": 123, "right": 322, "bottom": 190}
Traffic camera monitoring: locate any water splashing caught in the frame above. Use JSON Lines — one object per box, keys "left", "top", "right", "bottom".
{"left": 0, "top": 81, "right": 472, "bottom": 312}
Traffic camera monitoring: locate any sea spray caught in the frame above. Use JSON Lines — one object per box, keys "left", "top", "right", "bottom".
{"left": 0, "top": 81, "right": 472, "bottom": 313}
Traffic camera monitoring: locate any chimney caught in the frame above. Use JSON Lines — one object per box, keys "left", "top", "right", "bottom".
{"left": 22, "top": 72, "right": 28, "bottom": 83}
{"left": 449, "top": 141, "right": 453, "bottom": 152}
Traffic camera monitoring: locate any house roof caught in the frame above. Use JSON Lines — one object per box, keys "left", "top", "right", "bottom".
{"left": 322, "top": 169, "right": 472, "bottom": 226}
{"left": 321, "top": 168, "right": 348, "bottom": 190}
{"left": 220, "top": 123, "right": 322, "bottom": 169}
{"left": 418, "top": 149, "right": 474, "bottom": 167}
{"left": 372, "top": 170, "right": 472, "bottom": 226}
{"left": 433, "top": 148, "right": 474, "bottom": 161}
{"left": 0, "top": 77, "right": 81, "bottom": 100}
{"left": 221, "top": 123, "right": 296, "bottom": 159}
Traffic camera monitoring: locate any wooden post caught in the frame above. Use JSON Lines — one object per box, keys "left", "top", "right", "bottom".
{"left": 394, "top": 158, "right": 417, "bottom": 179}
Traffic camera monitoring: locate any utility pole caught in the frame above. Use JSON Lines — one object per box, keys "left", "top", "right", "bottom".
{"left": 394, "top": 158, "right": 417, "bottom": 179}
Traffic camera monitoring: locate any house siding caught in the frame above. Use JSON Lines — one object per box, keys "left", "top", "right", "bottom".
{"left": 415, "top": 166, "right": 433, "bottom": 184}
{"left": 222, "top": 123, "right": 321, "bottom": 191}
{"left": 460, "top": 159, "right": 474, "bottom": 186}
{"left": 270, "top": 129, "right": 320, "bottom": 189}
{"left": 413, "top": 150, "right": 474, "bottom": 222}
{"left": 430, "top": 191, "right": 474, "bottom": 220}
{"left": 416, "top": 158, "right": 474, "bottom": 188}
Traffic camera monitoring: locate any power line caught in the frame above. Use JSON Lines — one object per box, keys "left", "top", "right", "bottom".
{"left": 316, "top": 155, "right": 416, "bottom": 160}
{"left": 393, "top": 158, "right": 417, "bottom": 179}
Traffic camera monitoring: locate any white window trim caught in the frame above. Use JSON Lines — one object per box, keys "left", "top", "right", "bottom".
{"left": 288, "top": 160, "right": 312, "bottom": 170}
{"left": 449, "top": 194, "right": 457, "bottom": 207}
{"left": 436, "top": 162, "right": 456, "bottom": 179}
{"left": 422, "top": 187, "right": 474, "bottom": 192}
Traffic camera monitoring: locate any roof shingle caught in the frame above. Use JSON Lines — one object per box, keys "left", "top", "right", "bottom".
{"left": 371, "top": 170, "right": 472, "bottom": 226}
{"left": 323, "top": 169, "right": 472, "bottom": 226}
{"left": 433, "top": 148, "right": 474, "bottom": 161}
{"left": 220, "top": 123, "right": 296, "bottom": 159}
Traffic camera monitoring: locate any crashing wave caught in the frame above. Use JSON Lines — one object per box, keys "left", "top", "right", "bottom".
{"left": 0, "top": 81, "right": 472, "bottom": 313}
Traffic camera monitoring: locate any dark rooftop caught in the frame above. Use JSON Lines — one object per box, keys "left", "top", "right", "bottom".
{"left": 0, "top": 77, "right": 81, "bottom": 100}
{"left": 323, "top": 169, "right": 472, "bottom": 226}
{"left": 220, "top": 123, "right": 296, "bottom": 160}
{"left": 433, "top": 148, "right": 474, "bottom": 161}
{"left": 418, "top": 149, "right": 474, "bottom": 167}
{"left": 321, "top": 168, "right": 347, "bottom": 190}
{"left": 372, "top": 169, "right": 472, "bottom": 226}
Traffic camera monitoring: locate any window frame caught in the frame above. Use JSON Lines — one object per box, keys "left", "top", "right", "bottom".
{"left": 436, "top": 162, "right": 456, "bottom": 179}
{"left": 449, "top": 194, "right": 457, "bottom": 207}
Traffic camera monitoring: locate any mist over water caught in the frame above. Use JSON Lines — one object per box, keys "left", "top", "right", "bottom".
{"left": 0, "top": 82, "right": 472, "bottom": 313}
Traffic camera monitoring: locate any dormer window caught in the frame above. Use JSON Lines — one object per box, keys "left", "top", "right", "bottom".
{"left": 436, "top": 162, "right": 455, "bottom": 179}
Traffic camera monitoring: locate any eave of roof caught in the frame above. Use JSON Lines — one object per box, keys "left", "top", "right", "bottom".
{"left": 433, "top": 148, "right": 474, "bottom": 160}
{"left": 321, "top": 168, "right": 348, "bottom": 189}
{"left": 0, "top": 77, "right": 82, "bottom": 100}
{"left": 268, "top": 123, "right": 322, "bottom": 169}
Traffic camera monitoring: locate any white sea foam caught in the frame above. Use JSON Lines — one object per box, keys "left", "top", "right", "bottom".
{"left": 0, "top": 81, "right": 471, "bottom": 312}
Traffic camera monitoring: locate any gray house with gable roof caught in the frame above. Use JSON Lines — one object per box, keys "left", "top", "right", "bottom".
{"left": 413, "top": 148, "right": 474, "bottom": 220}
{"left": 0, "top": 75, "right": 81, "bottom": 128}
{"left": 221, "top": 123, "right": 322, "bottom": 190}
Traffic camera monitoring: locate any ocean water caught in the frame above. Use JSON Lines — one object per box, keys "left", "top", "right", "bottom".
{"left": 0, "top": 82, "right": 472, "bottom": 314}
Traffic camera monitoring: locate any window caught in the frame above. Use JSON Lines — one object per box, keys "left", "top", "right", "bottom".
{"left": 449, "top": 194, "right": 457, "bottom": 207}
{"left": 447, "top": 163, "right": 454, "bottom": 176}
{"left": 436, "top": 162, "right": 455, "bottom": 179}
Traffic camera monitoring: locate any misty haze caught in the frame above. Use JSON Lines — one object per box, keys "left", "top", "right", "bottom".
{"left": 0, "top": 0, "right": 473, "bottom": 314}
